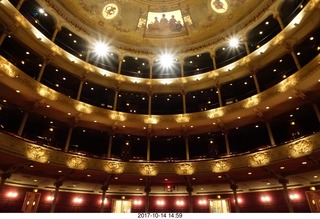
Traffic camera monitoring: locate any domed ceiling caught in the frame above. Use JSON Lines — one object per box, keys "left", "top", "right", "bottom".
{"left": 46, "top": 0, "right": 274, "bottom": 53}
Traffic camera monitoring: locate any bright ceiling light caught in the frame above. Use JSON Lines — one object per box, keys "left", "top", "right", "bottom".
{"left": 159, "top": 53, "right": 174, "bottom": 68}
{"left": 229, "top": 38, "right": 239, "bottom": 47}
{"left": 93, "top": 41, "right": 109, "bottom": 57}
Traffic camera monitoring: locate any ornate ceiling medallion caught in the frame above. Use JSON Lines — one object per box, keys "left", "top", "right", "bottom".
{"left": 102, "top": 3, "right": 119, "bottom": 20}
{"left": 210, "top": 0, "right": 228, "bottom": 13}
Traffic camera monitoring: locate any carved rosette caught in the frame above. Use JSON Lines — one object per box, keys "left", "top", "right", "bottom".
{"left": 139, "top": 164, "right": 159, "bottom": 176}
{"left": 175, "top": 163, "right": 195, "bottom": 175}
{"left": 289, "top": 139, "right": 313, "bottom": 158}
{"left": 249, "top": 152, "right": 270, "bottom": 167}
{"left": 211, "top": 159, "right": 231, "bottom": 173}
{"left": 26, "top": 145, "right": 50, "bottom": 163}
{"left": 66, "top": 156, "right": 87, "bottom": 170}
{"left": 104, "top": 161, "right": 125, "bottom": 174}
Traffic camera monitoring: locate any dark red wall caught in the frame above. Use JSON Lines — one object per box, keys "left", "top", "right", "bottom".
{"left": 0, "top": 185, "right": 313, "bottom": 213}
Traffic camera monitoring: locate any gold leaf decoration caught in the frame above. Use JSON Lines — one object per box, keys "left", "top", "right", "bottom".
{"left": 139, "top": 164, "right": 159, "bottom": 176}
{"left": 66, "top": 156, "right": 87, "bottom": 170}
{"left": 175, "top": 163, "right": 195, "bottom": 175}
{"left": 249, "top": 152, "right": 270, "bottom": 167}
{"left": 104, "top": 161, "right": 125, "bottom": 174}
{"left": 26, "top": 145, "right": 50, "bottom": 163}
{"left": 212, "top": 159, "right": 231, "bottom": 173}
{"left": 289, "top": 139, "right": 313, "bottom": 158}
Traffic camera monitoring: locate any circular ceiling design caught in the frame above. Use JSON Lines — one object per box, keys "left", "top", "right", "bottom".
{"left": 47, "top": 0, "right": 273, "bottom": 53}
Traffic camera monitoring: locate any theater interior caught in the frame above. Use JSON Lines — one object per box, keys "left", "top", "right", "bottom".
{"left": 0, "top": 0, "right": 320, "bottom": 213}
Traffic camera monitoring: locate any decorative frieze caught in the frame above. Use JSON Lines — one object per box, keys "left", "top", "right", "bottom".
{"left": 104, "top": 161, "right": 125, "bottom": 174}
{"left": 212, "top": 159, "right": 231, "bottom": 173}
{"left": 26, "top": 145, "right": 50, "bottom": 163}
{"left": 289, "top": 139, "right": 313, "bottom": 158}
{"left": 249, "top": 152, "right": 270, "bottom": 167}
{"left": 139, "top": 163, "right": 159, "bottom": 176}
{"left": 175, "top": 163, "right": 195, "bottom": 175}
{"left": 66, "top": 155, "right": 87, "bottom": 170}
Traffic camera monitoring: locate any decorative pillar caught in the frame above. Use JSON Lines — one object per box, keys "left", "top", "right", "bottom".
{"left": 290, "top": 49, "right": 302, "bottom": 70}
{"left": 144, "top": 177, "right": 151, "bottom": 213}
{"left": 180, "top": 59, "right": 185, "bottom": 77}
{"left": 107, "top": 134, "right": 113, "bottom": 158}
{"left": 117, "top": 56, "right": 124, "bottom": 74}
{"left": 146, "top": 136, "right": 151, "bottom": 161}
{"left": 113, "top": 88, "right": 119, "bottom": 110}
{"left": 17, "top": 111, "right": 29, "bottom": 136}
{"left": 230, "top": 184, "right": 240, "bottom": 212}
{"left": 16, "top": 0, "right": 25, "bottom": 11}
{"left": 266, "top": 122, "right": 276, "bottom": 146}
{"left": 149, "top": 62, "right": 153, "bottom": 79}
{"left": 224, "top": 132, "right": 230, "bottom": 155}
{"left": 0, "top": 172, "right": 11, "bottom": 194}
{"left": 100, "top": 185, "right": 108, "bottom": 213}
{"left": 187, "top": 186, "right": 193, "bottom": 212}
{"left": 312, "top": 103, "right": 320, "bottom": 124}
{"left": 37, "top": 61, "right": 48, "bottom": 82}
{"left": 64, "top": 127, "right": 73, "bottom": 152}
{"left": 215, "top": 79, "right": 223, "bottom": 107}
{"left": 243, "top": 38, "right": 251, "bottom": 55}
{"left": 273, "top": 12, "right": 285, "bottom": 30}
{"left": 252, "top": 73, "right": 261, "bottom": 93}
{"left": 76, "top": 80, "right": 85, "bottom": 101}
{"left": 279, "top": 178, "right": 294, "bottom": 212}
{"left": 51, "top": 26, "right": 61, "bottom": 42}
{"left": 0, "top": 32, "right": 7, "bottom": 46}
{"left": 148, "top": 90, "right": 152, "bottom": 115}
{"left": 182, "top": 90, "right": 187, "bottom": 114}
{"left": 211, "top": 53, "right": 217, "bottom": 70}
{"left": 50, "top": 181, "right": 62, "bottom": 213}
{"left": 185, "top": 136, "right": 190, "bottom": 160}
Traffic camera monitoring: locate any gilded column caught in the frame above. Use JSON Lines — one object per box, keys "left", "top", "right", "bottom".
{"left": 230, "top": 184, "right": 240, "bottom": 212}
{"left": 36, "top": 61, "right": 48, "bottom": 82}
{"left": 117, "top": 56, "right": 124, "bottom": 74}
{"left": 279, "top": 178, "right": 294, "bottom": 212}
{"left": 146, "top": 136, "right": 151, "bottom": 161}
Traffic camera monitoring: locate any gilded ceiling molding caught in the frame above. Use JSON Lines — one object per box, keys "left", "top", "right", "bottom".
{"left": 175, "top": 162, "right": 195, "bottom": 175}
{"left": 75, "top": 102, "right": 93, "bottom": 114}
{"left": 289, "top": 139, "right": 313, "bottom": 158}
{"left": 109, "top": 111, "right": 127, "bottom": 121}
{"left": 104, "top": 161, "right": 125, "bottom": 174}
{"left": 66, "top": 155, "right": 87, "bottom": 170}
{"left": 139, "top": 163, "right": 159, "bottom": 176}
{"left": 211, "top": 159, "right": 231, "bottom": 173}
{"left": 26, "top": 145, "right": 50, "bottom": 163}
{"left": 248, "top": 152, "right": 270, "bottom": 167}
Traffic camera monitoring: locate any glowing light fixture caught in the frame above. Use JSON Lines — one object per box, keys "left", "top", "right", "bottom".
{"left": 229, "top": 38, "right": 239, "bottom": 47}
{"left": 159, "top": 53, "right": 174, "bottom": 68}
{"left": 93, "top": 41, "right": 109, "bottom": 57}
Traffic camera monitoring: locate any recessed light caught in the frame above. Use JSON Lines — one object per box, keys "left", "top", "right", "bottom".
{"left": 314, "top": 176, "right": 318, "bottom": 179}
{"left": 288, "top": 96, "right": 292, "bottom": 99}
{"left": 248, "top": 172, "right": 252, "bottom": 175}
{"left": 302, "top": 161, "right": 307, "bottom": 165}
{"left": 218, "top": 175, "right": 222, "bottom": 178}
{"left": 16, "top": 90, "right": 20, "bottom": 93}
{"left": 280, "top": 166, "right": 285, "bottom": 169}
{"left": 266, "top": 106, "right": 270, "bottom": 109}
